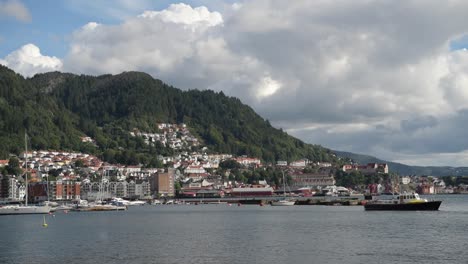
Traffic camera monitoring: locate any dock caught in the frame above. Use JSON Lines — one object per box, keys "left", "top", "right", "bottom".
{"left": 164, "top": 196, "right": 364, "bottom": 206}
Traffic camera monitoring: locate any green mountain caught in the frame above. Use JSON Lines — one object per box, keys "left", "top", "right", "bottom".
{"left": 334, "top": 150, "right": 468, "bottom": 176}
{"left": 0, "top": 65, "right": 336, "bottom": 165}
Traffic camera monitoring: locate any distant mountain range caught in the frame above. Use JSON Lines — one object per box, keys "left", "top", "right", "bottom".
{"left": 334, "top": 150, "right": 468, "bottom": 176}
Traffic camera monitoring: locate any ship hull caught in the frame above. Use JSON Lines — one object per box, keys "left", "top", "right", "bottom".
{"left": 0, "top": 205, "right": 51, "bottom": 215}
{"left": 364, "top": 201, "right": 442, "bottom": 211}
{"left": 271, "top": 200, "right": 295, "bottom": 206}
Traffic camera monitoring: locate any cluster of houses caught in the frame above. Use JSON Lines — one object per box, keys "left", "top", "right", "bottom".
{"left": 342, "top": 163, "right": 389, "bottom": 174}
{"left": 365, "top": 175, "right": 468, "bottom": 195}
{"left": 276, "top": 159, "right": 332, "bottom": 168}
{"left": 130, "top": 123, "right": 200, "bottom": 150}
{"left": 4, "top": 123, "right": 468, "bottom": 203}
{"left": 0, "top": 149, "right": 339, "bottom": 202}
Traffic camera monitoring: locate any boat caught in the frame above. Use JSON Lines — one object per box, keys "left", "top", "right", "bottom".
{"left": 0, "top": 204, "right": 52, "bottom": 215}
{"left": 0, "top": 133, "right": 51, "bottom": 215}
{"left": 364, "top": 192, "right": 442, "bottom": 211}
{"left": 128, "top": 200, "right": 146, "bottom": 206}
{"left": 271, "top": 171, "right": 295, "bottom": 206}
{"left": 110, "top": 197, "right": 130, "bottom": 206}
{"left": 271, "top": 199, "right": 296, "bottom": 206}
{"left": 71, "top": 199, "right": 126, "bottom": 211}
{"left": 53, "top": 204, "right": 74, "bottom": 211}
{"left": 73, "top": 170, "right": 127, "bottom": 212}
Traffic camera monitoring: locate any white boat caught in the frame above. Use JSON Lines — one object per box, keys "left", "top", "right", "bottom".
{"left": 110, "top": 197, "right": 130, "bottom": 206}
{"left": 321, "top": 185, "right": 339, "bottom": 196}
{"left": 0, "top": 133, "right": 51, "bottom": 215}
{"left": 271, "top": 199, "right": 296, "bottom": 206}
{"left": 0, "top": 204, "right": 51, "bottom": 215}
{"left": 72, "top": 199, "right": 126, "bottom": 211}
{"left": 110, "top": 197, "right": 145, "bottom": 206}
{"left": 76, "top": 204, "right": 127, "bottom": 211}
{"left": 271, "top": 171, "right": 295, "bottom": 206}
{"left": 128, "top": 200, "right": 146, "bottom": 206}
{"left": 53, "top": 204, "right": 74, "bottom": 211}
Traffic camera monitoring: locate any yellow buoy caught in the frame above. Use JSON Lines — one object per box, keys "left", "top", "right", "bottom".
{"left": 42, "top": 216, "right": 48, "bottom": 228}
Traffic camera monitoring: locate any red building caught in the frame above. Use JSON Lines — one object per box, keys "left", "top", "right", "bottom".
{"left": 29, "top": 180, "right": 81, "bottom": 201}
{"left": 230, "top": 187, "right": 274, "bottom": 197}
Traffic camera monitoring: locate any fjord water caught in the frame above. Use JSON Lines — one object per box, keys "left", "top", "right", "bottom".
{"left": 1, "top": 195, "right": 467, "bottom": 264}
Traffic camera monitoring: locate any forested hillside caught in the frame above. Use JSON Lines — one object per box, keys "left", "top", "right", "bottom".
{"left": 0, "top": 66, "right": 336, "bottom": 165}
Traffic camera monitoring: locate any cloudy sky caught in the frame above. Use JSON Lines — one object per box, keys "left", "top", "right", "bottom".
{"left": 2, "top": 0, "right": 468, "bottom": 166}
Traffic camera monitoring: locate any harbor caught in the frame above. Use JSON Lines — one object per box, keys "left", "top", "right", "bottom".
{"left": 0, "top": 194, "right": 466, "bottom": 264}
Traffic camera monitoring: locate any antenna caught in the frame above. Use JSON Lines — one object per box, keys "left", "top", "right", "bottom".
{"left": 24, "top": 132, "right": 28, "bottom": 206}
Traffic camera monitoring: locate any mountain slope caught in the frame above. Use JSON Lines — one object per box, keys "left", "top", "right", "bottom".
{"left": 0, "top": 66, "right": 336, "bottom": 164}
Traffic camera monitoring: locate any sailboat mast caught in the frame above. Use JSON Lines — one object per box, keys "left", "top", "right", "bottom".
{"left": 282, "top": 170, "right": 286, "bottom": 198}
{"left": 25, "top": 132, "right": 28, "bottom": 206}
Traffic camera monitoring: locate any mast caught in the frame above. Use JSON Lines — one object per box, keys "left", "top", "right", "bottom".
{"left": 24, "top": 132, "right": 28, "bottom": 206}
{"left": 282, "top": 170, "right": 286, "bottom": 199}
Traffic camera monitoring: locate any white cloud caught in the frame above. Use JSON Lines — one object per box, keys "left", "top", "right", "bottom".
{"left": 64, "top": 3, "right": 225, "bottom": 76}
{"left": 256, "top": 76, "right": 282, "bottom": 99}
{"left": 0, "top": 0, "right": 31, "bottom": 22}
{"left": 59, "top": 1, "right": 468, "bottom": 165}
{"left": 139, "top": 3, "right": 223, "bottom": 28}
{"left": 8, "top": 1, "right": 468, "bottom": 165}
{"left": 0, "top": 43, "right": 62, "bottom": 77}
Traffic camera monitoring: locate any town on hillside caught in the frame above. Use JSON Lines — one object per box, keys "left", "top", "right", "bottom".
{"left": 1, "top": 123, "right": 467, "bottom": 203}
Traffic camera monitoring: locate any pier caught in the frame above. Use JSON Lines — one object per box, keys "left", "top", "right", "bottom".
{"left": 163, "top": 196, "right": 365, "bottom": 206}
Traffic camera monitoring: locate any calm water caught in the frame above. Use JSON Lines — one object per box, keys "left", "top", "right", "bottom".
{"left": 1, "top": 195, "right": 468, "bottom": 264}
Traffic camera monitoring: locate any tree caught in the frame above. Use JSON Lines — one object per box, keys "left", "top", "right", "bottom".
{"left": 74, "top": 159, "right": 85, "bottom": 168}
{"left": 219, "top": 159, "right": 241, "bottom": 170}
{"left": 6, "top": 157, "right": 22, "bottom": 176}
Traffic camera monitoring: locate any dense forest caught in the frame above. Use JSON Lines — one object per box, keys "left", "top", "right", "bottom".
{"left": 0, "top": 66, "right": 337, "bottom": 166}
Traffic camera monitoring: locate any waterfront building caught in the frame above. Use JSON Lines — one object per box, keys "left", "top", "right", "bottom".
{"left": 28, "top": 180, "right": 81, "bottom": 201}
{"left": 196, "top": 189, "right": 224, "bottom": 198}
{"left": 151, "top": 169, "right": 175, "bottom": 197}
{"left": 417, "top": 183, "right": 435, "bottom": 194}
{"left": 80, "top": 180, "right": 151, "bottom": 200}
{"left": 134, "top": 180, "right": 151, "bottom": 198}
{"left": 230, "top": 187, "right": 274, "bottom": 197}
{"left": 0, "top": 175, "right": 25, "bottom": 201}
{"left": 55, "top": 180, "right": 81, "bottom": 200}
{"left": 0, "top": 175, "right": 11, "bottom": 199}
{"left": 290, "top": 173, "right": 336, "bottom": 188}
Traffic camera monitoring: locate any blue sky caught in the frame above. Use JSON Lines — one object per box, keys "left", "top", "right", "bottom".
{"left": 0, "top": 0, "right": 236, "bottom": 57}
{"left": 3, "top": 0, "right": 468, "bottom": 166}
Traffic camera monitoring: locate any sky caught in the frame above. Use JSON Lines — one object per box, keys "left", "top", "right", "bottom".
{"left": 2, "top": 0, "right": 468, "bottom": 167}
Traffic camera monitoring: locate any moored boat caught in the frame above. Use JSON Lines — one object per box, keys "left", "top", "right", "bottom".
{"left": 0, "top": 133, "right": 51, "bottom": 215}
{"left": 271, "top": 171, "right": 295, "bottom": 206}
{"left": 0, "top": 205, "right": 51, "bottom": 215}
{"left": 364, "top": 193, "right": 441, "bottom": 211}
{"left": 271, "top": 199, "right": 296, "bottom": 206}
